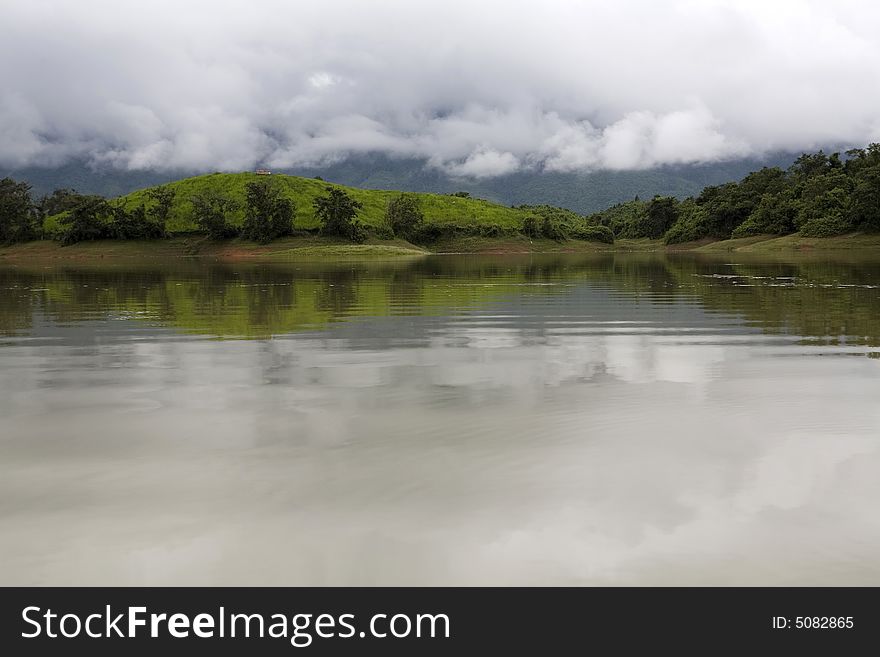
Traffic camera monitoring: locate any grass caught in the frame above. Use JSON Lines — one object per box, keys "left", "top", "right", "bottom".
{"left": 695, "top": 232, "right": 880, "bottom": 253}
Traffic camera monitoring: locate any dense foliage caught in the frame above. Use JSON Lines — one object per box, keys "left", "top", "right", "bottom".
{"left": 591, "top": 145, "right": 880, "bottom": 244}
{"left": 191, "top": 190, "right": 239, "bottom": 239}
{"left": 385, "top": 193, "right": 425, "bottom": 240}
{"left": 0, "top": 177, "right": 40, "bottom": 244}
{"left": 240, "top": 181, "right": 295, "bottom": 243}
{"left": 515, "top": 205, "right": 614, "bottom": 244}
{"left": 5, "top": 144, "right": 880, "bottom": 248}
{"left": 313, "top": 187, "right": 367, "bottom": 243}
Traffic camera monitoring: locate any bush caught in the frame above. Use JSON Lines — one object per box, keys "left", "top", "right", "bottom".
{"left": 240, "top": 181, "right": 295, "bottom": 243}
{"left": 799, "top": 214, "right": 854, "bottom": 237}
{"left": 521, "top": 215, "right": 540, "bottom": 238}
{"left": 568, "top": 224, "right": 614, "bottom": 244}
{"left": 385, "top": 194, "right": 424, "bottom": 240}
{"left": 540, "top": 216, "right": 567, "bottom": 241}
{"left": 408, "top": 222, "right": 517, "bottom": 244}
{"left": 373, "top": 224, "right": 395, "bottom": 240}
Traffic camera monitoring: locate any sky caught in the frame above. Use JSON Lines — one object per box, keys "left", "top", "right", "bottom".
{"left": 2, "top": 0, "right": 880, "bottom": 177}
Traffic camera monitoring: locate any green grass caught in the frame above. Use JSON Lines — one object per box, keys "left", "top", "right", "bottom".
{"left": 44, "top": 172, "right": 531, "bottom": 235}
{"left": 695, "top": 232, "right": 880, "bottom": 253}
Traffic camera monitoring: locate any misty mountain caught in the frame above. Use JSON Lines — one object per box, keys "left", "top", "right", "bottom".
{"left": 5, "top": 153, "right": 797, "bottom": 215}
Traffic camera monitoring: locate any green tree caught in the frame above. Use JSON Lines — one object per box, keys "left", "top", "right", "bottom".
{"left": 240, "top": 181, "right": 295, "bottom": 243}
{"left": 521, "top": 215, "right": 540, "bottom": 238}
{"left": 664, "top": 198, "right": 711, "bottom": 244}
{"left": 0, "top": 177, "right": 39, "bottom": 244}
{"left": 109, "top": 204, "right": 165, "bottom": 240}
{"left": 732, "top": 190, "right": 800, "bottom": 237}
{"left": 190, "top": 191, "right": 238, "bottom": 239}
{"left": 385, "top": 193, "right": 424, "bottom": 240}
{"left": 58, "top": 197, "right": 112, "bottom": 245}
{"left": 850, "top": 165, "right": 880, "bottom": 231}
{"left": 643, "top": 196, "right": 679, "bottom": 239}
{"left": 146, "top": 185, "right": 176, "bottom": 230}
{"left": 313, "top": 187, "right": 366, "bottom": 242}
{"left": 37, "top": 188, "right": 88, "bottom": 220}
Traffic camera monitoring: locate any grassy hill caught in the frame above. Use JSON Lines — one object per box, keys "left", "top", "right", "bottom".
{"left": 45, "top": 172, "right": 530, "bottom": 235}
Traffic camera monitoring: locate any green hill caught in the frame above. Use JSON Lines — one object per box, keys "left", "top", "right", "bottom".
{"left": 45, "top": 172, "right": 530, "bottom": 235}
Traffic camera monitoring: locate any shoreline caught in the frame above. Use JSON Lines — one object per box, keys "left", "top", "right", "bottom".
{"left": 1, "top": 232, "right": 879, "bottom": 263}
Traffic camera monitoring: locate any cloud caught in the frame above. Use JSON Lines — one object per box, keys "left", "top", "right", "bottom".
{"left": 2, "top": 0, "right": 880, "bottom": 175}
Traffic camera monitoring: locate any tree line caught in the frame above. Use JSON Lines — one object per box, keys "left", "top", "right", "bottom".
{"left": 590, "top": 144, "right": 880, "bottom": 243}
{"left": 2, "top": 143, "right": 879, "bottom": 247}
{"left": 0, "top": 180, "right": 383, "bottom": 246}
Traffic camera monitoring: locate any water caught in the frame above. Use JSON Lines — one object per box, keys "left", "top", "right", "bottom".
{"left": 1, "top": 253, "right": 879, "bottom": 585}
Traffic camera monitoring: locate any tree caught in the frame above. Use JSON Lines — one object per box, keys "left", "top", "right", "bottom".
{"left": 664, "top": 198, "right": 712, "bottom": 244}
{"left": 0, "top": 177, "right": 39, "bottom": 244}
{"left": 643, "top": 196, "right": 679, "bottom": 239}
{"left": 37, "top": 188, "right": 88, "bottom": 220}
{"left": 146, "top": 185, "right": 176, "bottom": 230}
{"left": 190, "top": 191, "right": 238, "bottom": 238}
{"left": 240, "top": 181, "right": 295, "bottom": 243}
{"left": 109, "top": 204, "right": 165, "bottom": 240}
{"left": 850, "top": 165, "right": 880, "bottom": 231}
{"left": 385, "top": 193, "right": 424, "bottom": 240}
{"left": 732, "top": 190, "right": 799, "bottom": 237}
{"left": 313, "top": 187, "right": 366, "bottom": 242}
{"left": 58, "top": 197, "right": 112, "bottom": 245}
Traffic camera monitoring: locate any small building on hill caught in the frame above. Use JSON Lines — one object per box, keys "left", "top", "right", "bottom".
{"left": 255, "top": 169, "right": 272, "bottom": 175}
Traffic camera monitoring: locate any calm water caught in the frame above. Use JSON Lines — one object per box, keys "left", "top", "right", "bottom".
{"left": 1, "top": 253, "right": 879, "bottom": 585}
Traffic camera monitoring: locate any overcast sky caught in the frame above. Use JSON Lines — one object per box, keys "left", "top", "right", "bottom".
{"left": 2, "top": 0, "right": 880, "bottom": 176}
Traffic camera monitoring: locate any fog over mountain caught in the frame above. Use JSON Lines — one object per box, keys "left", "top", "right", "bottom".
{"left": 2, "top": 0, "right": 879, "bottom": 182}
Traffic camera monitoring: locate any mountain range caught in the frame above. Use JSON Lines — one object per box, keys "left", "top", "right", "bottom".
{"left": 4, "top": 152, "right": 799, "bottom": 215}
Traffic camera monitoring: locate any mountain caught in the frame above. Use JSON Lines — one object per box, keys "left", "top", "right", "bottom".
{"left": 6, "top": 153, "right": 798, "bottom": 215}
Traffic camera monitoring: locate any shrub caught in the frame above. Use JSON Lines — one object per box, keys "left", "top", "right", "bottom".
{"left": 799, "top": 214, "right": 854, "bottom": 237}
{"left": 540, "top": 215, "right": 567, "bottom": 241}
{"left": 568, "top": 224, "right": 614, "bottom": 244}
{"left": 521, "top": 215, "right": 540, "bottom": 238}
{"left": 373, "top": 224, "right": 395, "bottom": 240}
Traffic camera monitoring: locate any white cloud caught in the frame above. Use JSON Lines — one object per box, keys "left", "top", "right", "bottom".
{"left": 1, "top": 0, "right": 880, "bottom": 175}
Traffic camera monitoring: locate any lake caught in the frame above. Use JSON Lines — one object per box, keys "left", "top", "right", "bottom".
{"left": 1, "top": 253, "right": 879, "bottom": 585}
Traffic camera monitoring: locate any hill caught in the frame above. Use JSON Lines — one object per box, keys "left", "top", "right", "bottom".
{"left": 7, "top": 153, "right": 798, "bottom": 215}
{"left": 63, "top": 172, "right": 529, "bottom": 234}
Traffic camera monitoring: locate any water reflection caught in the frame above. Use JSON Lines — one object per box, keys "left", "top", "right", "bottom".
{"left": 0, "top": 254, "right": 879, "bottom": 585}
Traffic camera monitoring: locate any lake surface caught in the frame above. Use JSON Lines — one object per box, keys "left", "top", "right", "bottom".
{"left": 1, "top": 253, "right": 879, "bottom": 585}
